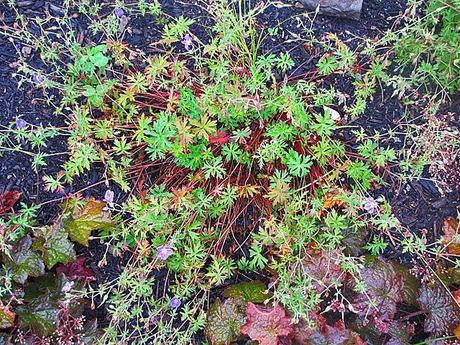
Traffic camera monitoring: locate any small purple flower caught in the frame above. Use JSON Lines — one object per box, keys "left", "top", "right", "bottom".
{"left": 103, "top": 189, "right": 115, "bottom": 204}
{"left": 181, "top": 34, "right": 194, "bottom": 52}
{"left": 15, "top": 118, "right": 27, "bottom": 129}
{"left": 114, "top": 7, "right": 124, "bottom": 17}
{"left": 62, "top": 281, "right": 75, "bottom": 293}
{"left": 32, "top": 74, "right": 45, "bottom": 85}
{"left": 363, "top": 196, "right": 379, "bottom": 215}
{"left": 156, "top": 245, "right": 174, "bottom": 261}
{"left": 170, "top": 297, "right": 181, "bottom": 309}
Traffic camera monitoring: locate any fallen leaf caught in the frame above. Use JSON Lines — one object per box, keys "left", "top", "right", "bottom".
{"left": 324, "top": 106, "right": 341, "bottom": 122}
{"left": 0, "top": 191, "right": 21, "bottom": 214}
{"left": 64, "top": 199, "right": 113, "bottom": 246}
{"left": 442, "top": 217, "right": 460, "bottom": 254}
{"left": 455, "top": 323, "right": 460, "bottom": 340}
{"left": 204, "top": 298, "right": 246, "bottom": 345}
{"left": 0, "top": 303, "right": 15, "bottom": 329}
{"left": 240, "top": 302, "right": 292, "bottom": 345}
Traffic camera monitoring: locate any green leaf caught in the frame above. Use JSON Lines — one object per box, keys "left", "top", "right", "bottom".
{"left": 2, "top": 235, "right": 45, "bottom": 284}
{"left": 41, "top": 225, "right": 76, "bottom": 269}
{"left": 23, "top": 274, "right": 59, "bottom": 302}
{"left": 16, "top": 294, "right": 59, "bottom": 337}
{"left": 65, "top": 199, "right": 113, "bottom": 246}
{"left": 205, "top": 298, "right": 246, "bottom": 345}
{"left": 91, "top": 52, "right": 109, "bottom": 68}
{"left": 222, "top": 281, "right": 272, "bottom": 304}
{"left": 83, "top": 85, "right": 96, "bottom": 97}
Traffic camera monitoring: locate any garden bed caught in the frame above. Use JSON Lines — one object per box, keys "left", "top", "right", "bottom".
{"left": 0, "top": 0, "right": 459, "bottom": 344}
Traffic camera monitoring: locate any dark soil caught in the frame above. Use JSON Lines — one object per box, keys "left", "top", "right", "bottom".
{"left": 1, "top": 0, "right": 459, "bottom": 343}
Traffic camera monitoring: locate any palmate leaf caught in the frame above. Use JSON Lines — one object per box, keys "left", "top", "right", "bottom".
{"left": 351, "top": 317, "right": 414, "bottom": 345}
{"left": 42, "top": 227, "right": 76, "bottom": 269}
{"left": 16, "top": 294, "right": 59, "bottom": 337}
{"left": 64, "top": 199, "right": 113, "bottom": 246}
{"left": 2, "top": 235, "right": 45, "bottom": 284}
{"left": 417, "top": 282, "right": 460, "bottom": 336}
{"left": 32, "top": 222, "right": 77, "bottom": 269}
{"left": 56, "top": 256, "right": 95, "bottom": 282}
{"left": 352, "top": 257, "right": 405, "bottom": 324}
{"left": 204, "top": 298, "right": 246, "bottom": 345}
{"left": 308, "top": 320, "right": 366, "bottom": 345}
{"left": 292, "top": 313, "right": 367, "bottom": 345}
{"left": 208, "top": 130, "right": 230, "bottom": 145}
{"left": 298, "top": 248, "right": 345, "bottom": 293}
{"left": 240, "top": 303, "right": 292, "bottom": 345}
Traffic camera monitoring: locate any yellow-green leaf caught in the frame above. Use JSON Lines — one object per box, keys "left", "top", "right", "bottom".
{"left": 65, "top": 199, "right": 113, "bottom": 246}
{"left": 0, "top": 304, "right": 15, "bottom": 329}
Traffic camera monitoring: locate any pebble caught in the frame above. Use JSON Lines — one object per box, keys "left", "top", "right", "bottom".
{"left": 31, "top": 0, "right": 45, "bottom": 10}
{"left": 49, "top": 4, "right": 65, "bottom": 16}
{"left": 16, "top": 0, "right": 33, "bottom": 7}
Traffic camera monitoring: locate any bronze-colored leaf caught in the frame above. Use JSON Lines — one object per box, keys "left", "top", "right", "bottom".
{"left": 0, "top": 191, "right": 21, "bottom": 214}
{"left": 240, "top": 302, "right": 292, "bottom": 345}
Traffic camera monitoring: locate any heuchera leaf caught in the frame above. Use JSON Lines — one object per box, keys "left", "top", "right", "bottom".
{"left": 417, "top": 282, "right": 460, "bottom": 336}
{"left": 292, "top": 313, "right": 367, "bottom": 345}
{"left": 16, "top": 294, "right": 60, "bottom": 337}
{"left": 222, "top": 281, "right": 272, "bottom": 304}
{"left": 391, "top": 261, "right": 420, "bottom": 306}
{"left": 65, "top": 199, "right": 113, "bottom": 246}
{"left": 0, "top": 304, "right": 15, "bottom": 329}
{"left": 43, "top": 232, "right": 77, "bottom": 269}
{"left": 308, "top": 320, "right": 367, "bottom": 345}
{"left": 41, "top": 226, "right": 77, "bottom": 269}
{"left": 299, "top": 247, "right": 344, "bottom": 293}
{"left": 240, "top": 302, "right": 293, "bottom": 345}
{"left": 352, "top": 317, "right": 413, "bottom": 345}
{"left": 204, "top": 298, "right": 246, "bottom": 345}
{"left": 3, "top": 235, "right": 45, "bottom": 284}
{"left": 352, "top": 257, "right": 405, "bottom": 330}
{"left": 56, "top": 256, "right": 95, "bottom": 282}
{"left": 0, "top": 191, "right": 21, "bottom": 214}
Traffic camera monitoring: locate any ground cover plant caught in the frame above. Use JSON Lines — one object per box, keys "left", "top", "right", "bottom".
{"left": 0, "top": 0, "right": 459, "bottom": 344}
